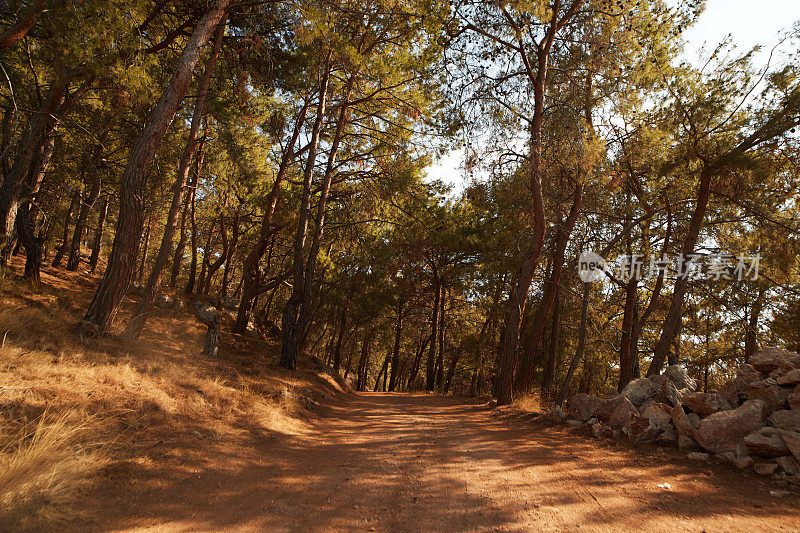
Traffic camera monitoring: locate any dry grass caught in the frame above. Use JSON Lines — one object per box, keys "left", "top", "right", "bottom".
{"left": 0, "top": 413, "right": 107, "bottom": 530}
{"left": 0, "top": 258, "right": 346, "bottom": 528}
{"left": 513, "top": 392, "right": 544, "bottom": 414}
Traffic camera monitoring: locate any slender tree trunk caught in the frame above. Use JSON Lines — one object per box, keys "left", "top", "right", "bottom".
{"left": 77, "top": 0, "right": 232, "bottom": 336}
{"left": 435, "top": 288, "right": 446, "bottom": 389}
{"left": 201, "top": 214, "right": 228, "bottom": 295}
{"left": 374, "top": 353, "right": 390, "bottom": 392}
{"left": 540, "top": 284, "right": 562, "bottom": 394}
{"left": 184, "top": 150, "right": 204, "bottom": 295}
{"left": 332, "top": 304, "right": 348, "bottom": 374}
{"left": 51, "top": 189, "right": 80, "bottom": 267}
{"left": 514, "top": 184, "right": 583, "bottom": 393}
{"left": 196, "top": 217, "right": 215, "bottom": 293}
{"left": 744, "top": 286, "right": 766, "bottom": 361}
{"left": 356, "top": 329, "right": 372, "bottom": 392}
{"left": 88, "top": 195, "right": 108, "bottom": 273}
{"left": 558, "top": 282, "right": 590, "bottom": 406}
{"left": 220, "top": 210, "right": 239, "bottom": 296}
{"left": 388, "top": 302, "right": 404, "bottom": 391}
{"left": 233, "top": 98, "right": 310, "bottom": 333}
{"left": 296, "top": 76, "right": 354, "bottom": 343}
{"left": 136, "top": 210, "right": 153, "bottom": 284}
{"left": 67, "top": 140, "right": 105, "bottom": 271}
{"left": 425, "top": 268, "right": 440, "bottom": 390}
{"left": 279, "top": 57, "right": 331, "bottom": 370}
{"left": 647, "top": 164, "right": 712, "bottom": 376}
{"left": 124, "top": 22, "right": 224, "bottom": 337}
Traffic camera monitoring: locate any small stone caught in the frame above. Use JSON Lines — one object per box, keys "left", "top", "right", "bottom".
{"left": 671, "top": 404, "right": 696, "bottom": 436}
{"left": 754, "top": 462, "right": 779, "bottom": 476}
{"left": 777, "top": 369, "right": 800, "bottom": 386}
{"left": 769, "top": 490, "right": 792, "bottom": 498}
{"left": 776, "top": 456, "right": 800, "bottom": 476}
{"left": 781, "top": 430, "right": 800, "bottom": 462}
{"left": 734, "top": 456, "right": 754, "bottom": 469}
{"left": 566, "top": 419, "right": 583, "bottom": 428}
{"left": 678, "top": 434, "right": 699, "bottom": 452}
{"left": 687, "top": 452, "right": 709, "bottom": 461}
{"left": 716, "top": 452, "right": 736, "bottom": 463}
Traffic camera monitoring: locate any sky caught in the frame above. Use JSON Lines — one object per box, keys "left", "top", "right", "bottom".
{"left": 424, "top": 0, "right": 800, "bottom": 194}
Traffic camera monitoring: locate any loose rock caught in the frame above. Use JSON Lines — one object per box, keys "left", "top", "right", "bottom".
{"left": 664, "top": 365, "right": 697, "bottom": 391}
{"left": 753, "top": 462, "right": 779, "bottom": 476}
{"left": 768, "top": 410, "right": 800, "bottom": 433}
{"left": 744, "top": 427, "right": 790, "bottom": 457}
{"left": 694, "top": 399, "right": 767, "bottom": 454}
{"left": 621, "top": 378, "right": 657, "bottom": 408}
{"left": 567, "top": 393, "right": 601, "bottom": 422}
{"left": 682, "top": 392, "right": 732, "bottom": 418}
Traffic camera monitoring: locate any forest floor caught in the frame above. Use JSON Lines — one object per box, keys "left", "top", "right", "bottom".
{"left": 0, "top": 258, "right": 798, "bottom": 532}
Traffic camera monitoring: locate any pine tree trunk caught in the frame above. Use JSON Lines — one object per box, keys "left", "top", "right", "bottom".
{"left": 388, "top": 303, "right": 404, "bottom": 391}
{"left": 557, "top": 282, "right": 590, "bottom": 406}
{"left": 88, "top": 195, "right": 108, "bottom": 273}
{"left": 67, "top": 141, "right": 105, "bottom": 271}
{"left": 51, "top": 189, "right": 80, "bottom": 268}
{"left": 124, "top": 23, "right": 224, "bottom": 338}
{"left": 540, "top": 285, "right": 562, "bottom": 394}
{"left": 279, "top": 58, "right": 331, "bottom": 370}
{"left": 77, "top": 0, "right": 232, "bottom": 336}
{"left": 425, "top": 269, "right": 440, "bottom": 391}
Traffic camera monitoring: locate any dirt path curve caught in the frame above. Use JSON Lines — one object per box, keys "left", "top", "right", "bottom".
{"left": 90, "top": 393, "right": 798, "bottom": 532}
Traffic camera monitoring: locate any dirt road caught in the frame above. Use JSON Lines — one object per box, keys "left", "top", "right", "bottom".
{"left": 88, "top": 393, "right": 799, "bottom": 532}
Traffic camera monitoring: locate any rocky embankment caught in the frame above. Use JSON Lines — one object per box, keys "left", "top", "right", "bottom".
{"left": 564, "top": 347, "right": 800, "bottom": 486}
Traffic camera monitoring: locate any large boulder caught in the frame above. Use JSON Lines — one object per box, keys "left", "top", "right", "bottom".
{"left": 682, "top": 392, "right": 732, "bottom": 418}
{"left": 780, "top": 430, "right": 800, "bottom": 462}
{"left": 621, "top": 378, "right": 657, "bottom": 408}
{"left": 769, "top": 410, "right": 800, "bottom": 433}
{"left": 595, "top": 395, "right": 628, "bottom": 424}
{"left": 746, "top": 378, "right": 790, "bottom": 413}
{"left": 567, "top": 394, "right": 601, "bottom": 422}
{"left": 750, "top": 347, "right": 800, "bottom": 374}
{"left": 650, "top": 375, "right": 682, "bottom": 407}
{"left": 642, "top": 403, "right": 672, "bottom": 429}
{"left": 672, "top": 404, "right": 698, "bottom": 436}
{"left": 609, "top": 397, "right": 639, "bottom": 430}
{"left": 693, "top": 399, "right": 767, "bottom": 454}
{"left": 744, "top": 427, "right": 790, "bottom": 457}
{"left": 664, "top": 365, "right": 697, "bottom": 391}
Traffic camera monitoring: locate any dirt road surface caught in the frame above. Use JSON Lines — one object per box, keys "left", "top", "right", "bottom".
{"left": 86, "top": 393, "right": 799, "bottom": 532}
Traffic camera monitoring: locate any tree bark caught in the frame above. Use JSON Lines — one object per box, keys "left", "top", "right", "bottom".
{"left": 425, "top": 267, "right": 440, "bottom": 390}
{"left": 51, "top": 189, "right": 80, "bottom": 268}
{"left": 0, "top": 0, "right": 46, "bottom": 50}
{"left": 201, "top": 213, "right": 228, "bottom": 295}
{"left": 233, "top": 98, "right": 310, "bottom": 333}
{"left": 279, "top": 57, "right": 331, "bottom": 370}
{"left": 557, "top": 282, "right": 590, "bottom": 406}
{"left": 77, "top": 0, "right": 232, "bottom": 336}
{"left": 647, "top": 163, "right": 712, "bottom": 376}
{"left": 67, "top": 140, "right": 105, "bottom": 271}
{"left": 184, "top": 147, "right": 205, "bottom": 294}
{"left": 540, "top": 284, "right": 562, "bottom": 394}
{"left": 88, "top": 195, "right": 108, "bottom": 273}
{"left": 744, "top": 286, "right": 766, "bottom": 361}
{"left": 388, "top": 301, "right": 404, "bottom": 391}
{"left": 123, "top": 21, "right": 224, "bottom": 338}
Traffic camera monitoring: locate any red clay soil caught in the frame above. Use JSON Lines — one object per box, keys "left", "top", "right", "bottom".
{"left": 80, "top": 393, "right": 799, "bottom": 532}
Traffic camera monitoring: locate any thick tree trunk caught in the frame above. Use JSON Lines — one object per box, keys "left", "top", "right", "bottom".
{"left": 279, "top": 58, "right": 331, "bottom": 370}
{"left": 88, "top": 195, "right": 108, "bottom": 273}
{"left": 647, "top": 164, "right": 712, "bottom": 376}
{"left": 67, "top": 141, "right": 105, "bottom": 271}
{"left": 618, "top": 275, "right": 638, "bottom": 390}
{"left": 124, "top": 23, "right": 223, "bottom": 338}
{"left": 51, "top": 189, "right": 80, "bottom": 267}
{"left": 77, "top": 0, "right": 232, "bottom": 336}
{"left": 1, "top": 75, "right": 67, "bottom": 260}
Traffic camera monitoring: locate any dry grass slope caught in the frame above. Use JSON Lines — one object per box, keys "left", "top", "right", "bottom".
{"left": 0, "top": 258, "right": 348, "bottom": 529}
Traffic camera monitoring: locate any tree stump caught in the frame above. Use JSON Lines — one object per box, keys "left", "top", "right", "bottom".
{"left": 191, "top": 301, "right": 220, "bottom": 357}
